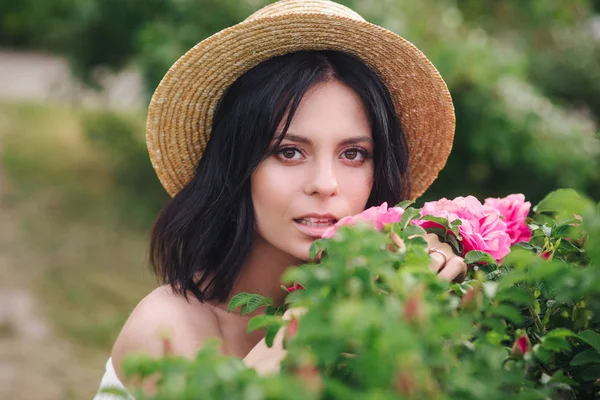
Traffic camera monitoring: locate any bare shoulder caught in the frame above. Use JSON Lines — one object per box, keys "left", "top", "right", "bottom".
{"left": 111, "top": 285, "right": 222, "bottom": 380}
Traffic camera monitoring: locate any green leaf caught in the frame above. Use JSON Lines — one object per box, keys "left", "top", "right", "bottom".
{"left": 399, "top": 207, "right": 421, "bottom": 230}
{"left": 228, "top": 292, "right": 250, "bottom": 313}
{"left": 534, "top": 189, "right": 588, "bottom": 216}
{"left": 265, "top": 305, "right": 285, "bottom": 316}
{"left": 579, "top": 330, "right": 600, "bottom": 352}
{"left": 401, "top": 224, "right": 426, "bottom": 237}
{"left": 579, "top": 365, "right": 600, "bottom": 382}
{"left": 464, "top": 250, "right": 496, "bottom": 265}
{"left": 445, "top": 234, "right": 463, "bottom": 255}
{"left": 542, "top": 336, "right": 572, "bottom": 352}
{"left": 490, "top": 304, "right": 524, "bottom": 325}
{"left": 571, "top": 349, "right": 600, "bottom": 366}
{"left": 424, "top": 226, "right": 447, "bottom": 239}
{"left": 247, "top": 315, "right": 284, "bottom": 332}
{"left": 552, "top": 224, "right": 573, "bottom": 238}
{"left": 420, "top": 215, "right": 450, "bottom": 229}
{"left": 396, "top": 200, "right": 414, "bottom": 209}
{"left": 541, "top": 225, "right": 552, "bottom": 237}
{"left": 514, "top": 242, "right": 536, "bottom": 251}
{"left": 265, "top": 324, "right": 281, "bottom": 347}
{"left": 548, "top": 370, "right": 579, "bottom": 386}
{"left": 544, "top": 328, "right": 577, "bottom": 339}
{"left": 241, "top": 294, "right": 273, "bottom": 315}
{"left": 309, "top": 239, "right": 328, "bottom": 260}
{"left": 495, "top": 286, "right": 534, "bottom": 306}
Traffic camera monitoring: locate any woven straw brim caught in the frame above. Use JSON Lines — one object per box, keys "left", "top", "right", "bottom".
{"left": 146, "top": 13, "right": 455, "bottom": 200}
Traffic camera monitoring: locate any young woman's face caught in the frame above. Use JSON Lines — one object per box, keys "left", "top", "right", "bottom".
{"left": 251, "top": 79, "right": 374, "bottom": 262}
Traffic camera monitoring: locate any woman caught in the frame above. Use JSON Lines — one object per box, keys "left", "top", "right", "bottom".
{"left": 95, "top": 0, "right": 464, "bottom": 398}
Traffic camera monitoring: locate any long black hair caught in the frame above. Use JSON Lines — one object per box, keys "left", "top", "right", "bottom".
{"left": 149, "top": 50, "right": 410, "bottom": 304}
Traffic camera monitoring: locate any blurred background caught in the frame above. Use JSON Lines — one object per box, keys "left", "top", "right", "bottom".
{"left": 0, "top": 0, "right": 599, "bottom": 398}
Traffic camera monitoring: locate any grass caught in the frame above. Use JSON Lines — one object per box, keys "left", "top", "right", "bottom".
{"left": 0, "top": 101, "right": 162, "bottom": 350}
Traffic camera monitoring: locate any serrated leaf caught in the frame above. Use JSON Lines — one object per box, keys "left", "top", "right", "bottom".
{"left": 240, "top": 294, "right": 273, "bottom": 316}
{"left": 552, "top": 224, "right": 573, "bottom": 238}
{"left": 265, "top": 305, "right": 285, "bottom": 316}
{"left": 399, "top": 207, "right": 421, "bottom": 230}
{"left": 571, "top": 349, "right": 600, "bottom": 366}
{"left": 242, "top": 294, "right": 273, "bottom": 315}
{"left": 514, "top": 242, "right": 536, "bottom": 251}
{"left": 541, "top": 225, "right": 552, "bottom": 237}
{"left": 420, "top": 215, "right": 451, "bottom": 229}
{"left": 247, "top": 315, "right": 284, "bottom": 332}
{"left": 464, "top": 250, "right": 496, "bottom": 265}
{"left": 228, "top": 292, "right": 250, "bottom": 313}
{"left": 401, "top": 224, "right": 426, "bottom": 237}
{"left": 579, "top": 330, "right": 600, "bottom": 352}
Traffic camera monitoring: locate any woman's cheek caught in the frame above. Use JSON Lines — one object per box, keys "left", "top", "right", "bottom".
{"left": 340, "top": 164, "right": 374, "bottom": 211}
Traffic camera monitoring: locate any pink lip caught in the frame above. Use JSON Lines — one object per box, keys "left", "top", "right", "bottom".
{"left": 294, "top": 220, "right": 334, "bottom": 238}
{"left": 295, "top": 213, "right": 339, "bottom": 220}
{"left": 293, "top": 213, "right": 338, "bottom": 238}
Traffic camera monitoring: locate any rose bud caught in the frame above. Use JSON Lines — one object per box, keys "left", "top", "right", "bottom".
{"left": 512, "top": 334, "right": 531, "bottom": 356}
{"left": 286, "top": 283, "right": 304, "bottom": 293}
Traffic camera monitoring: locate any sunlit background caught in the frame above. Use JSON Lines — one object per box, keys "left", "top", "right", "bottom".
{"left": 0, "top": 0, "right": 599, "bottom": 398}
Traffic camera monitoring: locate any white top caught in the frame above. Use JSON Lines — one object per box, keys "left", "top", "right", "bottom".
{"left": 93, "top": 358, "right": 134, "bottom": 400}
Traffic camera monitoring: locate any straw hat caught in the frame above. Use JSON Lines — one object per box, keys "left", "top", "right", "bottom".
{"left": 146, "top": 0, "right": 455, "bottom": 200}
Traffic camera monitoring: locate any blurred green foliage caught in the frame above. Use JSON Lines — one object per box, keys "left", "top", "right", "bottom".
{"left": 116, "top": 189, "right": 600, "bottom": 399}
{"left": 1, "top": 0, "right": 599, "bottom": 207}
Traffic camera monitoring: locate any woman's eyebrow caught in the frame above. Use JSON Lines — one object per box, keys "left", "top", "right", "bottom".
{"left": 340, "top": 136, "right": 373, "bottom": 146}
{"left": 276, "top": 133, "right": 373, "bottom": 146}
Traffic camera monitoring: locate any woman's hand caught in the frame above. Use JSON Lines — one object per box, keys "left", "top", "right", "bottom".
{"left": 243, "top": 308, "right": 306, "bottom": 375}
{"left": 424, "top": 233, "right": 467, "bottom": 283}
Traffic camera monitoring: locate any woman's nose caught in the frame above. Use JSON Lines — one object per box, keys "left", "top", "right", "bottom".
{"left": 303, "top": 160, "right": 340, "bottom": 198}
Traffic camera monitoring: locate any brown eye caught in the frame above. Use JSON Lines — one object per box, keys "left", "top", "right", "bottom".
{"left": 282, "top": 149, "right": 298, "bottom": 159}
{"left": 345, "top": 149, "right": 359, "bottom": 160}
{"left": 342, "top": 148, "right": 368, "bottom": 162}
{"left": 275, "top": 147, "right": 303, "bottom": 162}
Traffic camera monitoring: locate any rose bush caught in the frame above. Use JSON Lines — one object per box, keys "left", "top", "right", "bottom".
{"left": 110, "top": 189, "right": 600, "bottom": 400}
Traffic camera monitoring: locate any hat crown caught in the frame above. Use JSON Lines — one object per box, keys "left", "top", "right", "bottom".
{"left": 245, "top": 0, "right": 366, "bottom": 22}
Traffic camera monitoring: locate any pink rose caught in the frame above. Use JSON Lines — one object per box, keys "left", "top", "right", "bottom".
{"left": 321, "top": 202, "right": 404, "bottom": 239}
{"left": 417, "top": 196, "right": 512, "bottom": 263}
{"left": 484, "top": 194, "right": 531, "bottom": 244}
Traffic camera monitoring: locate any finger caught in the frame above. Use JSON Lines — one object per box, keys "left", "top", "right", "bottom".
{"left": 428, "top": 251, "right": 446, "bottom": 273}
{"left": 282, "top": 307, "right": 308, "bottom": 321}
{"left": 437, "top": 257, "right": 467, "bottom": 282}
{"left": 424, "top": 233, "right": 454, "bottom": 254}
